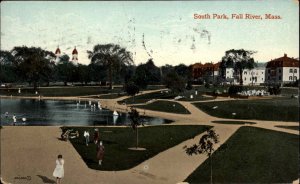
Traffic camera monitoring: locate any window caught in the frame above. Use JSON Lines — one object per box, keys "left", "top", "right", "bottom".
{"left": 244, "top": 77, "right": 247, "bottom": 81}
{"left": 289, "top": 76, "right": 293, "bottom": 80}
{"left": 294, "top": 76, "right": 297, "bottom": 81}
{"left": 279, "top": 76, "right": 281, "bottom": 80}
{"left": 268, "top": 76, "right": 270, "bottom": 80}
{"left": 250, "top": 78, "right": 251, "bottom": 81}
{"left": 289, "top": 69, "right": 293, "bottom": 73}
{"left": 268, "top": 69, "right": 270, "bottom": 74}
{"left": 244, "top": 71, "right": 247, "bottom": 75}
{"left": 279, "top": 69, "right": 281, "bottom": 73}
{"left": 262, "top": 72, "right": 264, "bottom": 74}
{"left": 262, "top": 78, "right": 263, "bottom": 81}
{"left": 294, "top": 69, "right": 297, "bottom": 73}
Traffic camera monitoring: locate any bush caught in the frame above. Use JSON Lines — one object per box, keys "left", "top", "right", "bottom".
{"left": 228, "top": 85, "right": 244, "bottom": 95}
{"left": 204, "top": 83, "right": 210, "bottom": 89}
{"left": 268, "top": 85, "right": 281, "bottom": 95}
{"left": 186, "top": 81, "right": 193, "bottom": 90}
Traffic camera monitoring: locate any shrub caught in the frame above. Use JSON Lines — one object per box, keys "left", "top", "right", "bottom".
{"left": 204, "top": 83, "right": 210, "bottom": 89}
{"left": 228, "top": 85, "right": 244, "bottom": 95}
{"left": 268, "top": 85, "right": 281, "bottom": 95}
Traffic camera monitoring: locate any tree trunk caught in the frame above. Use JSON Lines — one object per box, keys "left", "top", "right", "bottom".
{"left": 109, "top": 62, "right": 113, "bottom": 90}
{"left": 33, "top": 81, "right": 37, "bottom": 91}
{"left": 210, "top": 155, "right": 213, "bottom": 184}
{"left": 239, "top": 69, "right": 243, "bottom": 86}
{"left": 136, "top": 127, "right": 139, "bottom": 149}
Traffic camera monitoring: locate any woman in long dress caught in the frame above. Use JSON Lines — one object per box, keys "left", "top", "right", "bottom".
{"left": 97, "top": 141, "right": 105, "bottom": 165}
{"left": 53, "top": 155, "right": 64, "bottom": 184}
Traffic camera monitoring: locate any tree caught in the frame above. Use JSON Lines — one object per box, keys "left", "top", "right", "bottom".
{"left": 56, "top": 54, "right": 76, "bottom": 86}
{"left": 134, "top": 59, "right": 161, "bottom": 89}
{"left": 124, "top": 81, "right": 140, "bottom": 103}
{"left": 77, "top": 64, "right": 91, "bottom": 85}
{"left": 221, "top": 49, "right": 256, "bottom": 85}
{"left": 184, "top": 128, "right": 219, "bottom": 184}
{"left": 128, "top": 108, "right": 144, "bottom": 149}
{"left": 163, "top": 70, "right": 186, "bottom": 93}
{"left": 11, "top": 46, "right": 55, "bottom": 90}
{"left": 0, "top": 50, "right": 18, "bottom": 83}
{"left": 87, "top": 44, "right": 134, "bottom": 89}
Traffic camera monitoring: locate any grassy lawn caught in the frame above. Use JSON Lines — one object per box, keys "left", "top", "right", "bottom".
{"left": 119, "top": 91, "right": 177, "bottom": 104}
{"left": 193, "top": 97, "right": 299, "bottom": 122}
{"left": 211, "top": 120, "right": 256, "bottom": 125}
{"left": 134, "top": 100, "right": 191, "bottom": 114}
{"left": 275, "top": 125, "right": 299, "bottom": 131}
{"left": 64, "top": 125, "right": 211, "bottom": 171}
{"left": 0, "top": 86, "right": 123, "bottom": 97}
{"left": 185, "top": 126, "right": 299, "bottom": 183}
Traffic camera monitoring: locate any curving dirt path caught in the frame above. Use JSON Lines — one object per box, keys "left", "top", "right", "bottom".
{"left": 1, "top": 90, "right": 299, "bottom": 184}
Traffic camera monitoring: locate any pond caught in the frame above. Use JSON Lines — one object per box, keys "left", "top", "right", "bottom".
{"left": 0, "top": 99, "right": 172, "bottom": 126}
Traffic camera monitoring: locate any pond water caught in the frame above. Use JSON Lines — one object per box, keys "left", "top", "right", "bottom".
{"left": 0, "top": 99, "right": 172, "bottom": 126}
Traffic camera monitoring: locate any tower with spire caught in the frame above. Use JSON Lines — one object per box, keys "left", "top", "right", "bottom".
{"left": 72, "top": 46, "right": 78, "bottom": 65}
{"left": 55, "top": 46, "right": 61, "bottom": 63}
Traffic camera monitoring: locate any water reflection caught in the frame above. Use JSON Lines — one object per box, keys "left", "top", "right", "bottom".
{"left": 0, "top": 99, "right": 172, "bottom": 126}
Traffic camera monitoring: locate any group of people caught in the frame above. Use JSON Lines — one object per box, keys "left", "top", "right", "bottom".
{"left": 4, "top": 112, "right": 26, "bottom": 126}
{"left": 84, "top": 128, "right": 105, "bottom": 166}
{"left": 53, "top": 128, "right": 105, "bottom": 183}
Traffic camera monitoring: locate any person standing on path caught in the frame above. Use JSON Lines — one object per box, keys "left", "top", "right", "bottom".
{"left": 84, "top": 130, "right": 90, "bottom": 146}
{"left": 96, "top": 141, "right": 105, "bottom": 166}
{"left": 53, "top": 154, "right": 64, "bottom": 184}
{"left": 93, "top": 128, "right": 99, "bottom": 144}
{"left": 12, "top": 114, "right": 16, "bottom": 126}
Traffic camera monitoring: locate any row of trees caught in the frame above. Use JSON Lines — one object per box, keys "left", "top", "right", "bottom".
{"left": 0, "top": 44, "right": 193, "bottom": 92}
{"left": 1, "top": 45, "right": 258, "bottom": 92}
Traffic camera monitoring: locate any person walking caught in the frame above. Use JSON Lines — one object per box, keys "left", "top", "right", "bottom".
{"left": 53, "top": 154, "right": 64, "bottom": 184}
{"left": 96, "top": 141, "right": 105, "bottom": 166}
{"left": 93, "top": 128, "right": 99, "bottom": 144}
{"left": 84, "top": 130, "right": 90, "bottom": 146}
{"left": 12, "top": 115, "right": 17, "bottom": 126}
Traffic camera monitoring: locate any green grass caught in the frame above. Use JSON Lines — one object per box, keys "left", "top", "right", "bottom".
{"left": 193, "top": 97, "right": 299, "bottom": 122}
{"left": 65, "top": 125, "right": 211, "bottom": 171}
{"left": 0, "top": 86, "right": 123, "bottom": 97}
{"left": 211, "top": 120, "right": 256, "bottom": 125}
{"left": 185, "top": 126, "right": 299, "bottom": 183}
{"left": 275, "top": 126, "right": 299, "bottom": 131}
{"left": 134, "top": 100, "right": 191, "bottom": 114}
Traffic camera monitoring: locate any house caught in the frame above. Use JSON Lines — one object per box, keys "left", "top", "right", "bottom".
{"left": 192, "top": 62, "right": 220, "bottom": 83}
{"left": 265, "top": 54, "right": 299, "bottom": 85}
{"left": 242, "top": 63, "right": 266, "bottom": 85}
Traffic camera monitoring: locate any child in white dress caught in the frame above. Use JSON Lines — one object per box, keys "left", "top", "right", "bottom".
{"left": 53, "top": 155, "right": 64, "bottom": 184}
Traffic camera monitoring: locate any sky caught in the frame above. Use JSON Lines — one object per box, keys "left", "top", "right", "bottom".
{"left": 1, "top": 1, "right": 299, "bottom": 66}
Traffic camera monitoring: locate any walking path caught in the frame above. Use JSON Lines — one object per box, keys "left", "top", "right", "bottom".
{"left": 1, "top": 90, "right": 299, "bottom": 183}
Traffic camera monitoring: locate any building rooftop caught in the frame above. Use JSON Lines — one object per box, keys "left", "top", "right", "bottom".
{"left": 266, "top": 54, "right": 299, "bottom": 68}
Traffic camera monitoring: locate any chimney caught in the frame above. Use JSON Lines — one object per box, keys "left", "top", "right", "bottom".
{"left": 284, "top": 53, "right": 287, "bottom": 57}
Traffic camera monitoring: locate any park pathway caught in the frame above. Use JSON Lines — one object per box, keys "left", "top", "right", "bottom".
{"left": 1, "top": 90, "right": 299, "bottom": 184}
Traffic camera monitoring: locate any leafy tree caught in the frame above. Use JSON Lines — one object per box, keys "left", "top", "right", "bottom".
{"left": 88, "top": 63, "right": 107, "bottom": 85}
{"left": 11, "top": 46, "right": 55, "bottom": 90}
{"left": 0, "top": 50, "right": 18, "bottom": 83}
{"left": 163, "top": 70, "right": 186, "bottom": 93}
{"left": 124, "top": 81, "right": 140, "bottom": 103}
{"left": 128, "top": 108, "right": 144, "bottom": 149}
{"left": 161, "top": 64, "right": 174, "bottom": 79}
{"left": 221, "top": 49, "right": 256, "bottom": 85}
{"left": 184, "top": 128, "right": 219, "bottom": 184}
{"left": 174, "top": 64, "right": 190, "bottom": 80}
{"left": 134, "top": 59, "right": 161, "bottom": 89}
{"left": 56, "top": 54, "right": 76, "bottom": 86}
{"left": 87, "top": 44, "right": 134, "bottom": 89}
{"left": 77, "top": 64, "right": 91, "bottom": 85}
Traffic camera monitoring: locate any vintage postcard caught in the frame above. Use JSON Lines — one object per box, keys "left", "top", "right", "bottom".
{"left": 0, "top": 1, "right": 299, "bottom": 184}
